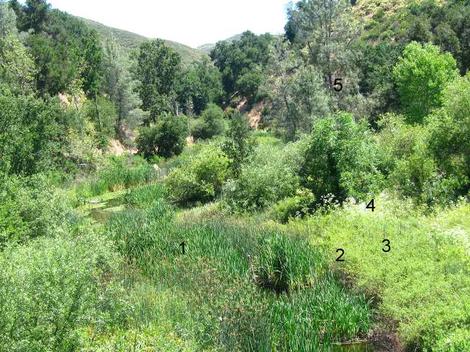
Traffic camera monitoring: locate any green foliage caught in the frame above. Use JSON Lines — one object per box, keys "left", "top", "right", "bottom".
{"left": 428, "top": 73, "right": 470, "bottom": 199}
{"left": 191, "top": 103, "right": 225, "bottom": 140}
{"left": 271, "top": 188, "right": 316, "bottom": 224}
{"left": 286, "top": 0, "right": 360, "bottom": 91}
{"left": 0, "top": 174, "right": 74, "bottom": 248}
{"left": 301, "top": 113, "right": 383, "bottom": 205}
{"left": 393, "top": 42, "right": 458, "bottom": 123}
{"left": 0, "top": 232, "right": 128, "bottom": 351}
{"left": 137, "top": 114, "right": 189, "bottom": 159}
{"left": 262, "top": 49, "right": 330, "bottom": 139}
{"left": 85, "top": 96, "right": 117, "bottom": 148}
{"left": 0, "top": 34, "right": 36, "bottom": 94}
{"left": 211, "top": 31, "right": 274, "bottom": 102}
{"left": 166, "top": 144, "right": 230, "bottom": 206}
{"left": 223, "top": 143, "right": 302, "bottom": 213}
{"left": 222, "top": 111, "right": 253, "bottom": 177}
{"left": 134, "top": 39, "right": 182, "bottom": 123}
{"left": 288, "top": 199, "right": 470, "bottom": 351}
{"left": 124, "top": 183, "right": 167, "bottom": 208}
{"left": 0, "top": 90, "right": 67, "bottom": 175}
{"left": 75, "top": 156, "right": 156, "bottom": 198}
{"left": 177, "top": 57, "right": 223, "bottom": 115}
{"left": 253, "top": 233, "right": 324, "bottom": 293}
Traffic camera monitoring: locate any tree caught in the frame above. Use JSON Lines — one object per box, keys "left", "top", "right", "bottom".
{"left": 428, "top": 73, "right": 470, "bottom": 198}
{"left": 23, "top": 0, "right": 50, "bottom": 33}
{"left": 261, "top": 41, "right": 330, "bottom": 140}
{"left": 393, "top": 42, "right": 458, "bottom": 123}
{"left": 210, "top": 31, "right": 273, "bottom": 103}
{"left": 177, "top": 57, "right": 223, "bottom": 115}
{"left": 0, "top": 2, "right": 17, "bottom": 36}
{"left": 300, "top": 113, "right": 382, "bottom": 204}
{"left": 0, "top": 36, "right": 36, "bottom": 94}
{"left": 191, "top": 103, "right": 225, "bottom": 140}
{"left": 137, "top": 114, "right": 188, "bottom": 159}
{"left": 82, "top": 30, "right": 103, "bottom": 99}
{"left": 102, "top": 40, "right": 141, "bottom": 137}
{"left": 285, "top": 0, "right": 361, "bottom": 90}
{"left": 222, "top": 111, "right": 253, "bottom": 177}
{"left": 134, "top": 40, "right": 182, "bottom": 124}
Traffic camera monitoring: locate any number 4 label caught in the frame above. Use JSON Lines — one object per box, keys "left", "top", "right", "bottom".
{"left": 366, "top": 199, "right": 375, "bottom": 212}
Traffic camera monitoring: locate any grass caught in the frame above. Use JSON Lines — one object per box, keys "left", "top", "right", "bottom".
{"left": 279, "top": 196, "right": 470, "bottom": 351}
{"left": 100, "top": 184, "right": 372, "bottom": 351}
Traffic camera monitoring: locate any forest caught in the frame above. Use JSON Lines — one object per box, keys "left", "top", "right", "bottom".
{"left": 0, "top": 0, "right": 469, "bottom": 351}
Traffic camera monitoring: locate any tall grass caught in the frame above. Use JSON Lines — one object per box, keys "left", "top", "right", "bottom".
{"left": 75, "top": 156, "right": 156, "bottom": 200}
{"left": 103, "top": 185, "right": 372, "bottom": 351}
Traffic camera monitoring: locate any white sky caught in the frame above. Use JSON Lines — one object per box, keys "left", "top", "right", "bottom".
{"left": 44, "top": 0, "right": 293, "bottom": 48}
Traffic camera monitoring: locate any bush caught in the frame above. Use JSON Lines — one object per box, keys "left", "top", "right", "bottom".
{"left": 271, "top": 188, "right": 316, "bottom": 223}
{"left": 166, "top": 144, "right": 230, "bottom": 206}
{"left": 223, "top": 142, "right": 303, "bottom": 213}
{"left": 191, "top": 103, "right": 225, "bottom": 140}
{"left": 137, "top": 114, "right": 189, "bottom": 159}
{"left": 427, "top": 73, "right": 470, "bottom": 199}
{"left": 0, "top": 233, "right": 128, "bottom": 351}
{"left": 0, "top": 174, "right": 75, "bottom": 248}
{"left": 300, "top": 113, "right": 383, "bottom": 205}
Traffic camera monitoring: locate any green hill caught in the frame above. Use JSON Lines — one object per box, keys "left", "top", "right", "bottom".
{"left": 79, "top": 17, "right": 206, "bottom": 64}
{"left": 198, "top": 33, "right": 244, "bottom": 54}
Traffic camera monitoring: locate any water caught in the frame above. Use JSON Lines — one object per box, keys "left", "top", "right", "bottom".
{"left": 89, "top": 195, "right": 125, "bottom": 223}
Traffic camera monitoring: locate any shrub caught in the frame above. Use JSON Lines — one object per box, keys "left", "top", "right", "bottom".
{"left": 223, "top": 142, "right": 303, "bottom": 213}
{"left": 137, "top": 114, "right": 189, "bottom": 159}
{"left": 271, "top": 188, "right": 316, "bottom": 223}
{"left": 300, "top": 113, "right": 383, "bottom": 205}
{"left": 191, "top": 103, "right": 225, "bottom": 140}
{"left": 166, "top": 144, "right": 230, "bottom": 206}
{"left": 427, "top": 73, "right": 470, "bottom": 199}
{"left": 0, "top": 233, "right": 128, "bottom": 351}
{"left": 0, "top": 174, "right": 75, "bottom": 248}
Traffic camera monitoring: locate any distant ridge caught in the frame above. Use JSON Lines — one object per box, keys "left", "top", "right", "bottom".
{"left": 79, "top": 17, "right": 207, "bottom": 64}
{"left": 198, "top": 33, "right": 244, "bottom": 54}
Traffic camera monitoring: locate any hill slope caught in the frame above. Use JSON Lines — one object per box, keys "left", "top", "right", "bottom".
{"left": 80, "top": 18, "right": 206, "bottom": 64}
{"left": 198, "top": 33, "right": 244, "bottom": 54}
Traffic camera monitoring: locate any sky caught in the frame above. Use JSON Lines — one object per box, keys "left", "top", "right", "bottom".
{"left": 43, "top": 0, "right": 293, "bottom": 48}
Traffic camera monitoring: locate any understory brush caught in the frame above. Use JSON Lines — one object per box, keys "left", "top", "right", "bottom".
{"left": 0, "top": 232, "right": 130, "bottom": 351}
{"left": 0, "top": 174, "right": 76, "bottom": 247}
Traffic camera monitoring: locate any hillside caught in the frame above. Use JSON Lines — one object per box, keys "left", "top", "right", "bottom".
{"left": 80, "top": 17, "right": 206, "bottom": 64}
{"left": 198, "top": 33, "right": 244, "bottom": 54}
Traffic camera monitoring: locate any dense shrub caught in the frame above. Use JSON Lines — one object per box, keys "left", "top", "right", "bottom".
{"left": 166, "top": 144, "right": 230, "bottom": 206}
{"left": 271, "top": 188, "right": 316, "bottom": 223}
{"left": 191, "top": 103, "right": 225, "bottom": 140}
{"left": 0, "top": 174, "right": 74, "bottom": 248}
{"left": 377, "top": 113, "right": 464, "bottom": 206}
{"left": 223, "top": 142, "right": 303, "bottom": 213}
{"left": 0, "top": 233, "right": 128, "bottom": 351}
{"left": 137, "top": 114, "right": 189, "bottom": 159}
{"left": 427, "top": 73, "right": 470, "bottom": 199}
{"left": 300, "top": 113, "right": 383, "bottom": 205}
